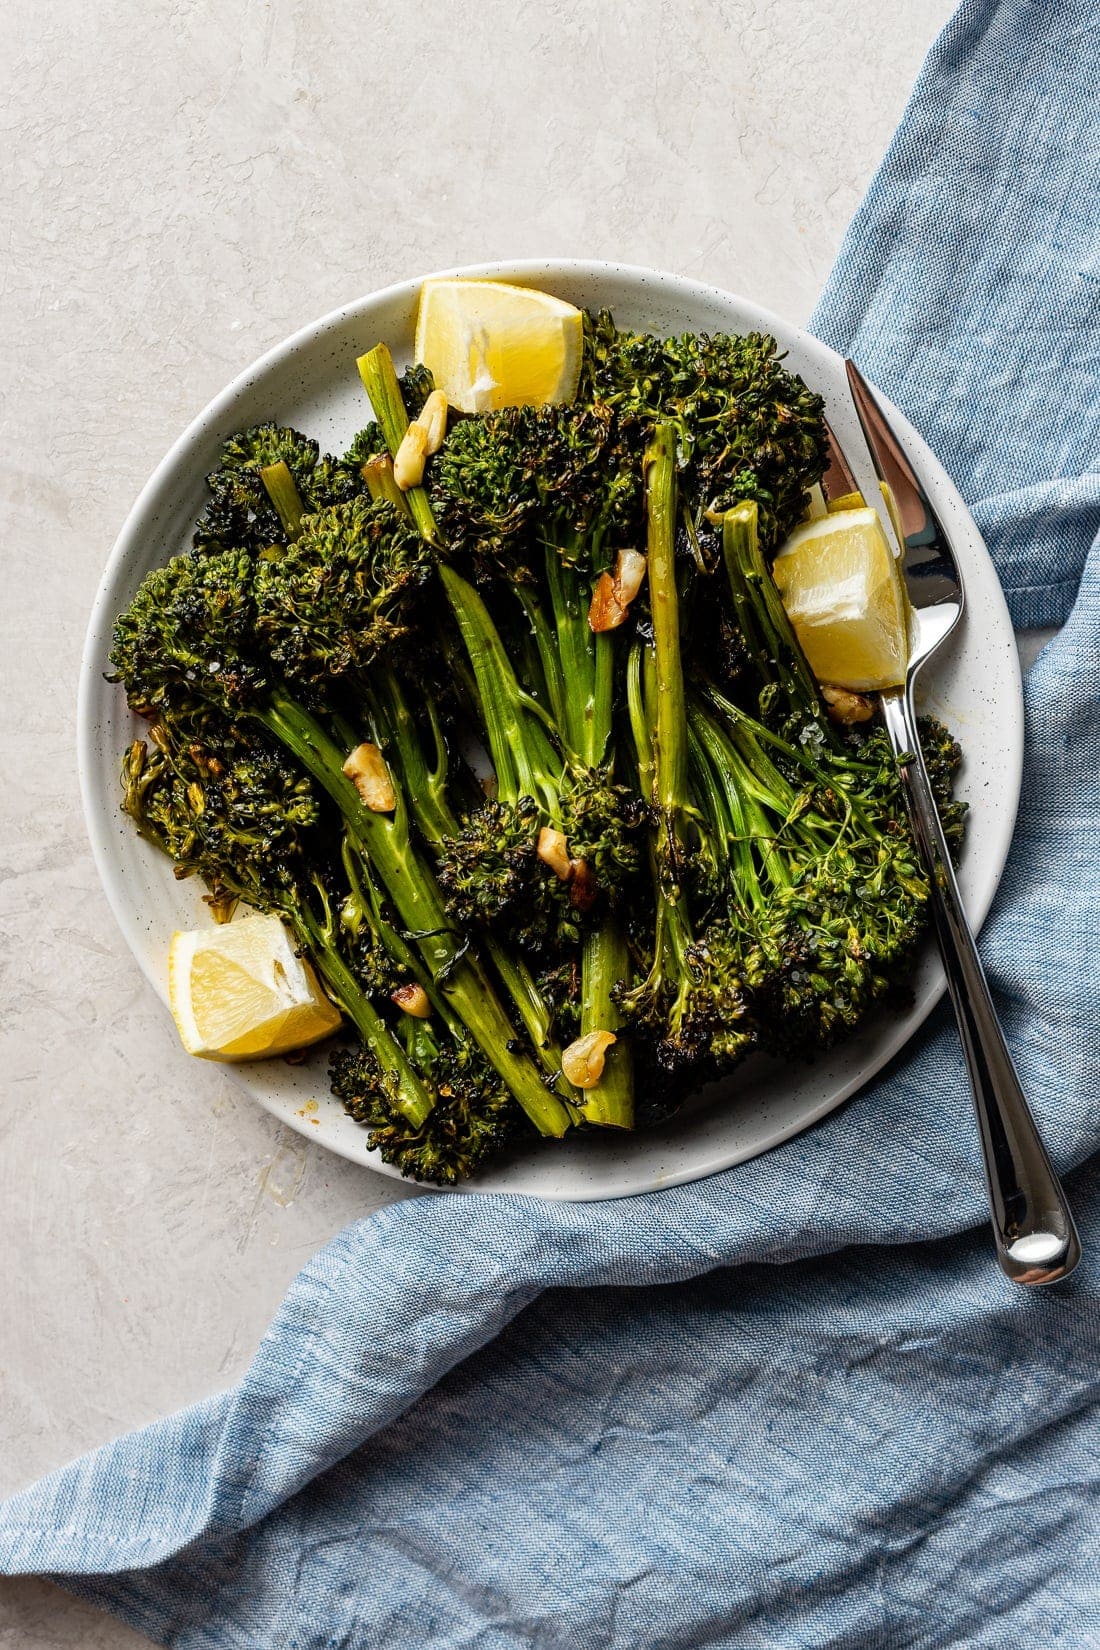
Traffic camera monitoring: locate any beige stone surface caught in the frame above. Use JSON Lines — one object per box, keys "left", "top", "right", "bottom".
{"left": 0, "top": 0, "right": 956, "bottom": 1642}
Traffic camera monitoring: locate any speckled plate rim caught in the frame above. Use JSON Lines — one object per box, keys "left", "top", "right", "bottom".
{"left": 77, "top": 258, "right": 1023, "bottom": 1200}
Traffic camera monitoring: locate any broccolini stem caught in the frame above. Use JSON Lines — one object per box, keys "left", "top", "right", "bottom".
{"left": 705, "top": 686, "right": 874, "bottom": 842}
{"left": 484, "top": 942, "right": 558, "bottom": 1065}
{"left": 688, "top": 704, "right": 791, "bottom": 898}
{"left": 514, "top": 586, "right": 567, "bottom": 735}
{"left": 717, "top": 503, "right": 773, "bottom": 689}
{"left": 544, "top": 548, "right": 606, "bottom": 768}
{"left": 293, "top": 904, "right": 434, "bottom": 1128}
{"left": 356, "top": 344, "right": 440, "bottom": 545}
{"left": 261, "top": 689, "right": 450, "bottom": 956}
{"left": 578, "top": 918, "right": 633, "bottom": 1128}
{"left": 543, "top": 543, "right": 633, "bottom": 1126}
{"left": 373, "top": 667, "right": 454, "bottom": 846}
{"left": 438, "top": 563, "right": 563, "bottom": 815}
{"left": 685, "top": 722, "right": 734, "bottom": 888}
{"left": 339, "top": 835, "right": 466, "bottom": 1040}
{"left": 720, "top": 503, "right": 833, "bottom": 736}
{"left": 371, "top": 666, "right": 577, "bottom": 1095}
{"left": 645, "top": 425, "right": 688, "bottom": 834}
{"left": 327, "top": 707, "right": 365, "bottom": 757}
{"left": 361, "top": 453, "right": 412, "bottom": 517}
{"left": 664, "top": 900, "right": 701, "bottom": 1039}
{"left": 620, "top": 456, "right": 701, "bottom": 1036}
{"left": 592, "top": 628, "right": 614, "bottom": 766}
{"left": 626, "top": 641, "right": 654, "bottom": 803}
{"left": 259, "top": 461, "right": 306, "bottom": 541}
{"left": 257, "top": 686, "right": 574, "bottom": 1137}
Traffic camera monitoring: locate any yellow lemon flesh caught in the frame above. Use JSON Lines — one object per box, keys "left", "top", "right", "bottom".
{"left": 168, "top": 912, "right": 342, "bottom": 1061}
{"left": 414, "top": 278, "right": 583, "bottom": 414}
{"left": 772, "top": 506, "right": 910, "bottom": 691}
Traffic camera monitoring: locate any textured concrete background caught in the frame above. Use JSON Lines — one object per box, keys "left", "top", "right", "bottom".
{"left": 0, "top": 0, "right": 956, "bottom": 1642}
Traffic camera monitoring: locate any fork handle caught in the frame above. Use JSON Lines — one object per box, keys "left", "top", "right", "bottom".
{"left": 880, "top": 689, "right": 1080, "bottom": 1286}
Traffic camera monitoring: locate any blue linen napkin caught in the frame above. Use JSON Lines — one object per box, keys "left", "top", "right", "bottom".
{"left": 6, "top": 1, "right": 1100, "bottom": 1642}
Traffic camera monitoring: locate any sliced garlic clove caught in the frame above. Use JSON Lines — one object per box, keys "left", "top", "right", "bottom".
{"left": 536, "top": 825, "right": 572, "bottom": 881}
{"left": 562, "top": 1029, "right": 617, "bottom": 1090}
{"left": 391, "top": 982, "right": 431, "bottom": 1019}
{"left": 342, "top": 742, "right": 397, "bottom": 812}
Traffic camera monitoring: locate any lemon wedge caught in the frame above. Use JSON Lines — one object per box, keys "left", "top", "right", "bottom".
{"left": 772, "top": 506, "right": 909, "bottom": 691}
{"left": 414, "top": 278, "right": 583, "bottom": 414}
{"left": 168, "top": 912, "right": 341, "bottom": 1061}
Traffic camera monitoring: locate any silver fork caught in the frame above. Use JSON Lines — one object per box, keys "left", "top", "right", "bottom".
{"left": 829, "top": 362, "right": 1080, "bottom": 1286}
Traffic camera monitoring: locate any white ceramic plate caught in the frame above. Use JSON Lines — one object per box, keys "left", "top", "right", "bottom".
{"left": 77, "top": 260, "right": 1023, "bottom": 1200}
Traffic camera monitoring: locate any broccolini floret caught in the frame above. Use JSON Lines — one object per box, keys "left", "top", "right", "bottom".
{"left": 579, "top": 310, "right": 828, "bottom": 556}
{"left": 330, "top": 1031, "right": 518, "bottom": 1186}
{"left": 193, "top": 424, "right": 367, "bottom": 554}
{"left": 254, "top": 496, "right": 433, "bottom": 698}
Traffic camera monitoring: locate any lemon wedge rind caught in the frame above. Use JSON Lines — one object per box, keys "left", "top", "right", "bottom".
{"left": 414, "top": 278, "right": 583, "bottom": 415}
{"left": 773, "top": 506, "right": 910, "bottom": 693}
{"left": 168, "top": 912, "right": 342, "bottom": 1062}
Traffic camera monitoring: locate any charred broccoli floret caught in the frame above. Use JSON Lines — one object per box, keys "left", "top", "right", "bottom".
{"left": 254, "top": 496, "right": 433, "bottom": 699}
{"left": 579, "top": 310, "right": 827, "bottom": 554}
{"left": 109, "top": 547, "right": 266, "bottom": 715}
{"left": 431, "top": 401, "right": 640, "bottom": 581}
{"left": 558, "top": 771, "right": 649, "bottom": 893}
{"left": 434, "top": 771, "right": 648, "bottom": 958}
{"left": 342, "top": 423, "right": 389, "bottom": 473}
{"left": 330, "top": 1031, "right": 518, "bottom": 1185}
{"left": 916, "top": 716, "right": 968, "bottom": 860}
{"left": 399, "top": 361, "right": 436, "bottom": 420}
{"left": 193, "top": 424, "right": 366, "bottom": 553}
{"left": 122, "top": 718, "right": 320, "bottom": 906}
{"left": 436, "top": 796, "right": 543, "bottom": 932}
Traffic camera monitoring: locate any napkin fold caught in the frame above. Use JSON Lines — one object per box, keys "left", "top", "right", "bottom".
{"left": 6, "top": 1, "right": 1100, "bottom": 1643}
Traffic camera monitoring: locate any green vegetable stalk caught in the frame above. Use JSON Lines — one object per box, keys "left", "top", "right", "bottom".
{"left": 357, "top": 343, "right": 439, "bottom": 544}
{"left": 618, "top": 426, "right": 745, "bottom": 1074}
{"left": 259, "top": 689, "right": 575, "bottom": 1138}
{"left": 361, "top": 364, "right": 642, "bottom": 1129}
